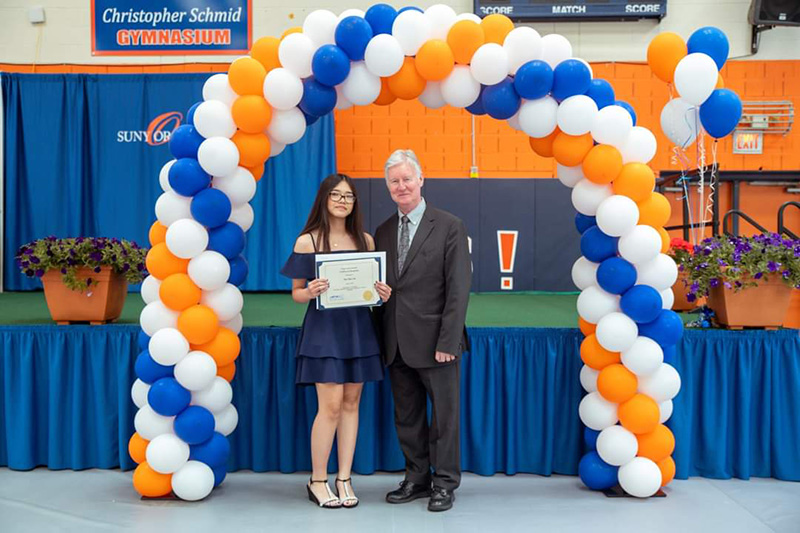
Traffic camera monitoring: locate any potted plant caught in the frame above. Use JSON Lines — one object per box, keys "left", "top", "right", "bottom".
{"left": 684, "top": 233, "right": 800, "bottom": 328}
{"left": 16, "top": 237, "right": 148, "bottom": 324}
{"left": 667, "top": 237, "right": 698, "bottom": 311}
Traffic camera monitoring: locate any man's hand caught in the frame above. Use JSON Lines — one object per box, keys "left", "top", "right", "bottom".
{"left": 435, "top": 351, "right": 455, "bottom": 363}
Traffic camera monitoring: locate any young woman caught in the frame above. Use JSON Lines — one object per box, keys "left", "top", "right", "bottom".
{"left": 281, "top": 173, "right": 392, "bottom": 509}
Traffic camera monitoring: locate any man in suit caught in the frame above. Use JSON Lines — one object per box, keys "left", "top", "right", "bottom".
{"left": 374, "top": 149, "right": 471, "bottom": 512}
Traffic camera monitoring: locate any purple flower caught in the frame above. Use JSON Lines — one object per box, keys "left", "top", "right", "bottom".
{"left": 90, "top": 252, "right": 102, "bottom": 262}
{"left": 76, "top": 237, "right": 85, "bottom": 243}
{"left": 735, "top": 281, "right": 742, "bottom": 288}
{"left": 35, "top": 269, "right": 44, "bottom": 277}
{"left": 30, "top": 256, "right": 40, "bottom": 264}
{"left": 723, "top": 281, "right": 732, "bottom": 289}
{"left": 754, "top": 272, "right": 764, "bottom": 279}
{"left": 136, "top": 263, "right": 144, "bottom": 271}
{"left": 60, "top": 268, "right": 67, "bottom": 274}
{"left": 93, "top": 266, "right": 101, "bottom": 273}
{"left": 710, "top": 278, "right": 720, "bottom": 288}
{"left": 717, "top": 259, "right": 727, "bottom": 267}
{"left": 732, "top": 253, "right": 741, "bottom": 263}
{"left": 768, "top": 261, "right": 780, "bottom": 273}
{"left": 678, "top": 264, "right": 685, "bottom": 272}
{"left": 690, "top": 281, "right": 700, "bottom": 292}
{"left": 86, "top": 278, "right": 93, "bottom": 285}
{"left": 783, "top": 270, "right": 791, "bottom": 279}
{"left": 122, "top": 263, "right": 130, "bottom": 272}
{"left": 687, "top": 293, "right": 697, "bottom": 302}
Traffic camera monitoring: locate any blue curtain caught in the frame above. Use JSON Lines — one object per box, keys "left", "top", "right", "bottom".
{"left": 2, "top": 325, "right": 799, "bottom": 481}
{"left": 1, "top": 73, "right": 335, "bottom": 291}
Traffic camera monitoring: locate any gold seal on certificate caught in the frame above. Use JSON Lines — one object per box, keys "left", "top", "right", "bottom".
{"left": 315, "top": 252, "right": 387, "bottom": 310}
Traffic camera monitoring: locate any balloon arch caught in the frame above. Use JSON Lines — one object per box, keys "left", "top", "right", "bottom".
{"left": 127, "top": 5, "right": 742, "bottom": 501}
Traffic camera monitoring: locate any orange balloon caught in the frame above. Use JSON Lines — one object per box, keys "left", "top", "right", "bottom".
{"left": 580, "top": 334, "right": 621, "bottom": 370}
{"left": 552, "top": 133, "right": 594, "bottom": 167}
{"left": 228, "top": 57, "right": 267, "bottom": 96}
{"left": 657, "top": 455, "right": 676, "bottom": 486}
{"left": 715, "top": 73, "right": 725, "bottom": 89}
{"left": 638, "top": 192, "right": 672, "bottom": 228}
{"left": 636, "top": 424, "right": 675, "bottom": 462}
{"left": 178, "top": 305, "right": 220, "bottom": 345}
{"left": 193, "top": 327, "right": 241, "bottom": 367}
{"left": 133, "top": 462, "right": 173, "bottom": 497}
{"left": 578, "top": 316, "right": 596, "bottom": 336}
{"left": 250, "top": 36, "right": 281, "bottom": 73}
{"left": 657, "top": 227, "right": 670, "bottom": 253}
{"left": 481, "top": 14, "right": 514, "bottom": 45}
{"left": 647, "top": 32, "right": 688, "bottom": 83}
{"left": 247, "top": 164, "right": 265, "bottom": 182}
{"left": 415, "top": 40, "right": 455, "bottom": 81}
{"left": 613, "top": 163, "right": 656, "bottom": 203}
{"left": 597, "top": 364, "right": 639, "bottom": 404}
{"left": 149, "top": 221, "right": 167, "bottom": 247}
{"left": 619, "top": 393, "right": 660, "bottom": 434}
{"left": 128, "top": 433, "right": 149, "bottom": 464}
{"left": 374, "top": 78, "right": 397, "bottom": 106}
{"left": 388, "top": 58, "right": 426, "bottom": 100}
{"left": 529, "top": 128, "right": 560, "bottom": 158}
{"left": 447, "top": 20, "right": 485, "bottom": 65}
{"left": 232, "top": 96, "right": 273, "bottom": 134}
{"left": 160, "top": 273, "right": 202, "bottom": 311}
{"left": 282, "top": 26, "right": 302, "bottom": 40}
{"left": 582, "top": 145, "right": 623, "bottom": 185}
{"left": 232, "top": 131, "right": 271, "bottom": 167}
{"left": 218, "top": 362, "right": 237, "bottom": 382}
{"left": 146, "top": 243, "right": 189, "bottom": 280}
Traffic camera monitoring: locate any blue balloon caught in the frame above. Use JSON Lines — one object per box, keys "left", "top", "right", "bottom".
{"left": 662, "top": 344, "right": 677, "bottom": 366}
{"left": 190, "top": 432, "right": 231, "bottom": 467}
{"left": 398, "top": 6, "right": 423, "bottom": 14}
{"left": 299, "top": 77, "right": 337, "bottom": 118}
{"left": 465, "top": 86, "right": 486, "bottom": 115}
{"left": 584, "top": 428, "right": 600, "bottom": 451}
{"left": 148, "top": 377, "right": 192, "bottom": 417}
{"left": 191, "top": 188, "right": 232, "bottom": 228}
{"left": 687, "top": 26, "right": 729, "bottom": 70}
{"left": 208, "top": 222, "right": 246, "bottom": 259}
{"left": 312, "top": 45, "right": 351, "bottom": 87}
{"left": 482, "top": 77, "right": 521, "bottom": 120}
{"left": 186, "top": 102, "right": 201, "bottom": 126}
{"left": 579, "top": 451, "right": 618, "bottom": 490}
{"left": 596, "top": 257, "right": 637, "bottom": 295}
{"left": 586, "top": 79, "right": 615, "bottom": 109}
{"left": 621, "top": 285, "right": 663, "bottom": 323}
{"left": 302, "top": 109, "right": 319, "bottom": 126}
{"left": 639, "top": 309, "right": 685, "bottom": 348}
{"left": 212, "top": 463, "right": 227, "bottom": 487}
{"left": 169, "top": 125, "right": 205, "bottom": 159}
{"left": 580, "top": 227, "right": 619, "bottom": 263}
{"left": 174, "top": 405, "right": 216, "bottom": 445}
{"left": 364, "top": 3, "right": 397, "bottom": 35}
{"left": 551, "top": 59, "right": 591, "bottom": 101}
{"left": 699, "top": 89, "right": 742, "bottom": 139}
{"left": 137, "top": 330, "right": 151, "bottom": 351}
{"left": 513, "top": 60, "right": 553, "bottom": 100}
{"left": 135, "top": 350, "right": 173, "bottom": 384}
{"left": 335, "top": 16, "right": 373, "bottom": 61}
{"left": 169, "top": 158, "right": 211, "bottom": 197}
{"left": 615, "top": 100, "right": 637, "bottom": 126}
{"left": 575, "top": 213, "right": 596, "bottom": 234}
{"left": 228, "top": 255, "right": 249, "bottom": 286}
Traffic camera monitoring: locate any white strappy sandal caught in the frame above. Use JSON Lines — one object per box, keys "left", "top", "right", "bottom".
{"left": 336, "top": 477, "right": 359, "bottom": 509}
{"left": 307, "top": 478, "right": 342, "bottom": 509}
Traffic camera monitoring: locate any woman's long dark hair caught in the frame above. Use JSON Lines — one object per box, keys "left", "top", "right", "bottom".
{"left": 299, "top": 173, "right": 368, "bottom": 253}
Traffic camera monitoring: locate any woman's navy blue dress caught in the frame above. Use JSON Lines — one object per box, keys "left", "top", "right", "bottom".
{"left": 281, "top": 251, "right": 384, "bottom": 385}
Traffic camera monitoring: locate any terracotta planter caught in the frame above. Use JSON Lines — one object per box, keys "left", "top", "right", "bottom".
{"left": 41, "top": 267, "right": 128, "bottom": 324}
{"left": 671, "top": 270, "right": 698, "bottom": 311}
{"left": 707, "top": 276, "right": 794, "bottom": 328}
{"left": 784, "top": 290, "right": 800, "bottom": 329}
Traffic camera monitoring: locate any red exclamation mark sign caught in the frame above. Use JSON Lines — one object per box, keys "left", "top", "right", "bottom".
{"left": 497, "top": 230, "right": 518, "bottom": 291}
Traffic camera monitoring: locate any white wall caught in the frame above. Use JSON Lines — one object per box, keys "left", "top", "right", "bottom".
{"left": 0, "top": 0, "right": 797, "bottom": 64}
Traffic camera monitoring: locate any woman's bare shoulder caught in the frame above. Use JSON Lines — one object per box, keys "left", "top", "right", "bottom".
{"left": 294, "top": 233, "right": 315, "bottom": 253}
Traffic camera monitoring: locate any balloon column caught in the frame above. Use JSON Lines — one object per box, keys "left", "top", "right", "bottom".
{"left": 130, "top": 4, "right": 683, "bottom": 500}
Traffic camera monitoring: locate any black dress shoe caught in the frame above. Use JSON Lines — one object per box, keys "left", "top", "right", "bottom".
{"left": 427, "top": 487, "right": 455, "bottom": 512}
{"left": 385, "top": 480, "right": 431, "bottom": 504}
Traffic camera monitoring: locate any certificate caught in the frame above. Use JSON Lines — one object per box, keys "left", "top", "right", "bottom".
{"left": 315, "top": 252, "right": 386, "bottom": 310}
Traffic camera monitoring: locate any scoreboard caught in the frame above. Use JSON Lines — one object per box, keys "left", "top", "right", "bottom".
{"left": 474, "top": 0, "right": 667, "bottom": 21}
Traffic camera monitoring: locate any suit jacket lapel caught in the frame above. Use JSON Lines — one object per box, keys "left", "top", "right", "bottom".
{"left": 387, "top": 213, "right": 399, "bottom": 282}
{"left": 399, "top": 208, "right": 435, "bottom": 279}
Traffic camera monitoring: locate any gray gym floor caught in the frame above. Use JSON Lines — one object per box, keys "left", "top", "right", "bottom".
{"left": 1, "top": 469, "right": 798, "bottom": 533}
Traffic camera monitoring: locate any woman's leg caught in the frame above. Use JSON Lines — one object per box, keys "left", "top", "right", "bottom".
{"left": 336, "top": 383, "right": 363, "bottom": 505}
{"left": 309, "top": 383, "right": 343, "bottom": 505}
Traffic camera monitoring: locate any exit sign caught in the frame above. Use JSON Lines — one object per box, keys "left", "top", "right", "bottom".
{"left": 732, "top": 131, "right": 763, "bottom": 154}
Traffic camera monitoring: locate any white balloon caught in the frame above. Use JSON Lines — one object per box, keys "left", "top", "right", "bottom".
{"left": 424, "top": 4, "right": 457, "bottom": 41}
{"left": 470, "top": 43, "right": 509, "bottom": 86}
{"left": 441, "top": 65, "right": 481, "bottom": 108}
{"left": 638, "top": 363, "right": 681, "bottom": 402}
{"left": 577, "top": 285, "right": 620, "bottom": 324}
{"left": 141, "top": 276, "right": 161, "bottom": 305}
{"left": 172, "top": 460, "right": 215, "bottom": 501}
{"left": 263, "top": 68, "right": 304, "bottom": 111}
{"left": 618, "top": 457, "right": 662, "bottom": 498}
{"left": 159, "top": 160, "right": 175, "bottom": 192}
{"left": 278, "top": 32, "right": 315, "bottom": 78}
{"left": 571, "top": 179, "right": 613, "bottom": 216}
{"left": 214, "top": 404, "right": 239, "bottom": 436}
{"left": 540, "top": 34, "right": 572, "bottom": 69}
{"left": 596, "top": 312, "right": 639, "bottom": 353}
{"left": 392, "top": 10, "right": 431, "bottom": 56}
{"left": 674, "top": 53, "right": 718, "bottom": 106}
{"left": 580, "top": 365, "right": 599, "bottom": 393}
{"left": 202, "top": 74, "right": 237, "bottom": 106}
{"left": 621, "top": 337, "right": 664, "bottom": 377}
{"left": 188, "top": 251, "right": 231, "bottom": 291}
{"left": 201, "top": 284, "right": 244, "bottom": 322}
{"left": 364, "top": 34, "right": 404, "bottom": 77}
{"left": 303, "top": 9, "right": 338, "bottom": 48}
{"left": 597, "top": 425, "right": 639, "bottom": 466}
{"left": 149, "top": 328, "right": 190, "bottom": 366}
{"left": 619, "top": 225, "right": 662, "bottom": 264}
{"left": 146, "top": 433, "right": 190, "bottom": 474}
{"left": 636, "top": 254, "right": 679, "bottom": 291}
{"left": 166, "top": 219, "right": 209, "bottom": 259}
{"left": 419, "top": 82, "right": 446, "bottom": 109}
{"left": 592, "top": 105, "right": 634, "bottom": 148}
{"left": 620, "top": 126, "right": 657, "bottom": 164}
{"left": 269, "top": 138, "right": 286, "bottom": 157}
{"left": 579, "top": 392, "right": 619, "bottom": 431}
{"left": 175, "top": 351, "right": 218, "bottom": 391}
{"left": 267, "top": 107, "right": 306, "bottom": 145}
{"left": 659, "top": 399, "right": 674, "bottom": 423}
{"left": 661, "top": 287, "right": 675, "bottom": 310}
{"left": 198, "top": 137, "right": 239, "bottom": 177}
{"left": 455, "top": 13, "right": 481, "bottom": 23}
{"left": 338, "top": 9, "right": 365, "bottom": 21}
{"left": 192, "top": 377, "right": 233, "bottom": 413}
{"left": 131, "top": 379, "right": 150, "bottom": 409}
{"left": 596, "top": 195, "right": 640, "bottom": 237}
{"left": 503, "top": 27, "right": 543, "bottom": 75}
{"left": 134, "top": 405, "right": 175, "bottom": 440}
{"left": 222, "top": 314, "right": 243, "bottom": 335}
{"left": 212, "top": 167, "right": 256, "bottom": 206}
{"left": 229, "top": 203, "right": 254, "bottom": 232}
{"left": 155, "top": 191, "right": 192, "bottom": 227}
{"left": 335, "top": 85, "right": 353, "bottom": 110}
{"left": 140, "top": 301, "right": 179, "bottom": 337}
{"left": 660, "top": 98, "right": 699, "bottom": 148}
{"left": 507, "top": 109, "right": 523, "bottom": 131}
{"left": 572, "top": 257, "right": 599, "bottom": 290}
{"left": 341, "top": 61, "right": 381, "bottom": 106}
{"left": 519, "top": 96, "right": 558, "bottom": 138}
{"left": 193, "top": 100, "right": 235, "bottom": 139}
{"left": 557, "top": 164, "right": 584, "bottom": 188}
{"left": 557, "top": 95, "right": 598, "bottom": 136}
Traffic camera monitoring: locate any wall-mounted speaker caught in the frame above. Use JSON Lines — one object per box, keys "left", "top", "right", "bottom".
{"left": 749, "top": 0, "right": 800, "bottom": 26}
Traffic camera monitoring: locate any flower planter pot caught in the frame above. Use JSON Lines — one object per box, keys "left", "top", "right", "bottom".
{"left": 707, "top": 277, "right": 794, "bottom": 328}
{"left": 784, "top": 289, "right": 800, "bottom": 329}
{"left": 672, "top": 271, "right": 699, "bottom": 311}
{"left": 41, "top": 267, "right": 128, "bottom": 324}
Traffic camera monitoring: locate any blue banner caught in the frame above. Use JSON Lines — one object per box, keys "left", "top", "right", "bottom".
{"left": 91, "top": 0, "right": 251, "bottom": 56}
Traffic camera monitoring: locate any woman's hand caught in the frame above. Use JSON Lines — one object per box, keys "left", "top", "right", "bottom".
{"left": 307, "top": 278, "right": 329, "bottom": 298}
{"left": 375, "top": 281, "right": 392, "bottom": 302}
